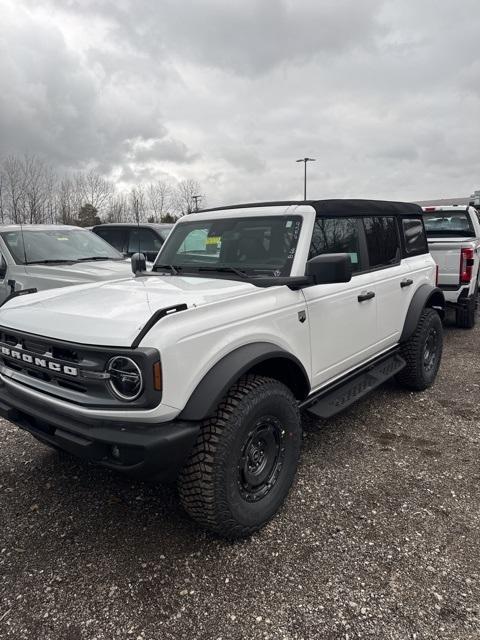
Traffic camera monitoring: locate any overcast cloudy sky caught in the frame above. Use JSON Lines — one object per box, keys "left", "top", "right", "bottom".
{"left": 1, "top": 0, "right": 479, "bottom": 205}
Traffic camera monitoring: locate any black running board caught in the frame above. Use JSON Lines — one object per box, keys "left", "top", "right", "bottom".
{"left": 304, "top": 353, "right": 406, "bottom": 419}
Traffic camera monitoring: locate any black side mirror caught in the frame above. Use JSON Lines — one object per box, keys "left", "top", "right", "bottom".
{"left": 0, "top": 255, "right": 7, "bottom": 279}
{"left": 306, "top": 253, "right": 352, "bottom": 284}
{"left": 131, "top": 252, "right": 147, "bottom": 274}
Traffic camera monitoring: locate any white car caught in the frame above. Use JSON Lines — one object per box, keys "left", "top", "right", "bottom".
{"left": 0, "top": 225, "right": 134, "bottom": 304}
{"left": 0, "top": 200, "right": 445, "bottom": 537}
{"left": 422, "top": 205, "right": 480, "bottom": 327}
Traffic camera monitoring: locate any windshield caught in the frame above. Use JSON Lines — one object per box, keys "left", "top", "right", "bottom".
{"left": 154, "top": 215, "right": 303, "bottom": 277}
{"left": 1, "top": 229, "right": 124, "bottom": 264}
{"left": 423, "top": 212, "right": 474, "bottom": 237}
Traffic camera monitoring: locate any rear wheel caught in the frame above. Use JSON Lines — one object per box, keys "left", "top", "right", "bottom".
{"left": 456, "top": 284, "right": 478, "bottom": 329}
{"left": 397, "top": 308, "right": 443, "bottom": 391}
{"left": 178, "top": 375, "right": 302, "bottom": 538}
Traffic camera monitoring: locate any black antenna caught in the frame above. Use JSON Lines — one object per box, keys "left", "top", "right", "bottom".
{"left": 20, "top": 218, "right": 28, "bottom": 266}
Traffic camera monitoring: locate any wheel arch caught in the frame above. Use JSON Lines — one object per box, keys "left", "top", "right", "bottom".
{"left": 400, "top": 284, "right": 445, "bottom": 343}
{"left": 178, "top": 342, "right": 310, "bottom": 421}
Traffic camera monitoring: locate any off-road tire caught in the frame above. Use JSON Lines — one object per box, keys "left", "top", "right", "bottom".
{"left": 396, "top": 308, "right": 443, "bottom": 391}
{"left": 178, "top": 375, "right": 302, "bottom": 538}
{"left": 455, "top": 284, "right": 478, "bottom": 329}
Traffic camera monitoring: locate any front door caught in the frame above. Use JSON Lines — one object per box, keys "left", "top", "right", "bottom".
{"left": 303, "top": 216, "right": 379, "bottom": 389}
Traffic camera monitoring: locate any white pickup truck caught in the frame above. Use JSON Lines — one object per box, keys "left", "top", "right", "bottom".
{"left": 422, "top": 206, "right": 480, "bottom": 328}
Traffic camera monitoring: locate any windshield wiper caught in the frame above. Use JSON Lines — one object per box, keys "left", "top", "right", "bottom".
{"left": 197, "top": 266, "right": 250, "bottom": 279}
{"left": 76, "top": 256, "right": 113, "bottom": 262}
{"left": 25, "top": 259, "right": 76, "bottom": 265}
{"left": 153, "top": 264, "right": 181, "bottom": 275}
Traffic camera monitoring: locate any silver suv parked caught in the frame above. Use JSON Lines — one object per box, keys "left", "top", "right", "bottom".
{"left": 0, "top": 225, "right": 134, "bottom": 304}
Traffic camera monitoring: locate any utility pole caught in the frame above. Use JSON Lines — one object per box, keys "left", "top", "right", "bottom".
{"left": 192, "top": 194, "right": 203, "bottom": 212}
{"left": 296, "top": 158, "right": 316, "bottom": 200}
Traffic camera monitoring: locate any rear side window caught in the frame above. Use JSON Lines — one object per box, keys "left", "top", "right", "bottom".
{"left": 309, "top": 217, "right": 363, "bottom": 272}
{"left": 94, "top": 227, "right": 126, "bottom": 253}
{"left": 402, "top": 218, "right": 427, "bottom": 255}
{"left": 363, "top": 217, "right": 400, "bottom": 268}
{"left": 127, "top": 229, "right": 163, "bottom": 254}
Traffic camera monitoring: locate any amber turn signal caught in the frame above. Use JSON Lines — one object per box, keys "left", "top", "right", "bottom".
{"left": 153, "top": 361, "right": 162, "bottom": 391}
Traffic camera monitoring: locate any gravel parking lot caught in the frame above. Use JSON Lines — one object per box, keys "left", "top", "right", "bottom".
{"left": 0, "top": 320, "right": 479, "bottom": 640}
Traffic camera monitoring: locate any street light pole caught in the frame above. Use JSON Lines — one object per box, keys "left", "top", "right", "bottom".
{"left": 192, "top": 194, "right": 203, "bottom": 212}
{"left": 296, "top": 157, "right": 316, "bottom": 200}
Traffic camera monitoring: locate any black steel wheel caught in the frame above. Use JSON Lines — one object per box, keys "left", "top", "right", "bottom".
{"left": 238, "top": 416, "right": 286, "bottom": 503}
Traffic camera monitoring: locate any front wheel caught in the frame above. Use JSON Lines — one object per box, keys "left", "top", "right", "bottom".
{"left": 396, "top": 308, "right": 443, "bottom": 391}
{"left": 178, "top": 375, "right": 302, "bottom": 538}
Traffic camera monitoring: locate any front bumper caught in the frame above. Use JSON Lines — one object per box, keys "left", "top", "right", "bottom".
{"left": 0, "top": 379, "right": 200, "bottom": 480}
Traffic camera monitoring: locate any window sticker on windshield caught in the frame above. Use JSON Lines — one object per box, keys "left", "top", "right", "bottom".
{"left": 56, "top": 237, "right": 69, "bottom": 241}
{"left": 206, "top": 236, "right": 221, "bottom": 245}
{"left": 286, "top": 221, "right": 293, "bottom": 228}
{"left": 349, "top": 252, "right": 359, "bottom": 264}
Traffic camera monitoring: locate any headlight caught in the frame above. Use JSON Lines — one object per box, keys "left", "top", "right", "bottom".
{"left": 107, "top": 356, "right": 143, "bottom": 401}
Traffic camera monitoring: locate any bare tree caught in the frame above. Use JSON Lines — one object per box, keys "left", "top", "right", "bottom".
{"left": 2, "top": 155, "right": 26, "bottom": 223}
{"left": 56, "top": 175, "right": 83, "bottom": 225}
{"left": 129, "top": 186, "right": 146, "bottom": 223}
{"left": 147, "top": 180, "right": 172, "bottom": 222}
{"left": 105, "top": 193, "right": 128, "bottom": 223}
{"left": 22, "top": 154, "right": 57, "bottom": 224}
{"left": 0, "top": 168, "right": 5, "bottom": 225}
{"left": 0, "top": 154, "right": 207, "bottom": 225}
{"left": 173, "top": 179, "right": 203, "bottom": 216}
{"left": 76, "top": 169, "right": 114, "bottom": 215}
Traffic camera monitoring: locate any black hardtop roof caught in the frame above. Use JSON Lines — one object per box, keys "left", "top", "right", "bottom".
{"left": 199, "top": 199, "right": 423, "bottom": 217}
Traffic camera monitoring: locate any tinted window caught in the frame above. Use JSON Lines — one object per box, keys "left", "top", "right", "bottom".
{"left": 363, "top": 217, "right": 400, "bottom": 268}
{"left": 94, "top": 227, "right": 126, "bottom": 253}
{"left": 127, "top": 229, "right": 163, "bottom": 254}
{"left": 309, "top": 217, "right": 362, "bottom": 272}
{"left": 402, "top": 218, "right": 427, "bottom": 255}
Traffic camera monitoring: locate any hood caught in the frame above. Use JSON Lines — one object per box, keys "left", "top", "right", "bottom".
{"left": 0, "top": 275, "right": 256, "bottom": 347}
{"left": 25, "top": 259, "right": 134, "bottom": 284}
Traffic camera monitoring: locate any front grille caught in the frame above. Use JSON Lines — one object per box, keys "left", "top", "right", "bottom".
{"left": 0, "top": 327, "right": 161, "bottom": 409}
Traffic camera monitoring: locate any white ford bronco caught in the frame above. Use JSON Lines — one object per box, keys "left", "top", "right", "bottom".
{"left": 0, "top": 200, "right": 445, "bottom": 537}
{"left": 422, "top": 205, "right": 480, "bottom": 328}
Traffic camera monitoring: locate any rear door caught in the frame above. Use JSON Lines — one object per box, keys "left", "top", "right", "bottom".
{"left": 362, "top": 215, "right": 411, "bottom": 347}
{"left": 303, "top": 216, "right": 379, "bottom": 389}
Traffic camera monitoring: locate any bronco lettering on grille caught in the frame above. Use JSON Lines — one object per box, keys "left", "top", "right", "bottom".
{"left": 0, "top": 344, "right": 78, "bottom": 377}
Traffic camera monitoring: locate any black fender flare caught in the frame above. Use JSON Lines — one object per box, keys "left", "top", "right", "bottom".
{"left": 179, "top": 342, "right": 310, "bottom": 421}
{"left": 400, "top": 284, "right": 445, "bottom": 342}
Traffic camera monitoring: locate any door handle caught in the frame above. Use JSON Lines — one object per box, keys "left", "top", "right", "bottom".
{"left": 400, "top": 279, "right": 413, "bottom": 288}
{"left": 358, "top": 291, "right": 375, "bottom": 302}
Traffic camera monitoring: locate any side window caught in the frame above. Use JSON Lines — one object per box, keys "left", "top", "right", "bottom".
{"left": 363, "top": 217, "right": 400, "bottom": 268}
{"left": 95, "top": 228, "right": 126, "bottom": 253}
{"left": 309, "top": 217, "right": 363, "bottom": 272}
{"left": 402, "top": 217, "right": 428, "bottom": 256}
{"left": 127, "top": 229, "right": 163, "bottom": 254}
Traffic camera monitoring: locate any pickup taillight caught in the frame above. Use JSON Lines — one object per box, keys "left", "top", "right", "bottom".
{"left": 460, "top": 248, "right": 474, "bottom": 284}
